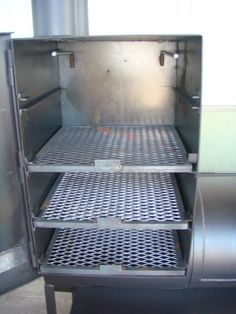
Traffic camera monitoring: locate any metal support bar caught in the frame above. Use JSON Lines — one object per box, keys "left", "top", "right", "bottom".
{"left": 45, "top": 284, "right": 57, "bottom": 314}
{"left": 27, "top": 163, "right": 193, "bottom": 173}
{"left": 174, "top": 87, "right": 200, "bottom": 111}
{"left": 34, "top": 219, "right": 189, "bottom": 230}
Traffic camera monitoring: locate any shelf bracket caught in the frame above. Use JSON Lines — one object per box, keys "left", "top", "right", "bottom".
{"left": 188, "top": 153, "right": 198, "bottom": 164}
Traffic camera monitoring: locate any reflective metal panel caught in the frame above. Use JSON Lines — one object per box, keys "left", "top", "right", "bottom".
{"left": 0, "top": 34, "right": 35, "bottom": 293}
{"left": 58, "top": 41, "right": 177, "bottom": 126}
{"left": 0, "top": 35, "right": 24, "bottom": 252}
{"left": 191, "top": 175, "right": 236, "bottom": 286}
{"left": 177, "top": 39, "right": 202, "bottom": 98}
{"left": 13, "top": 40, "right": 59, "bottom": 107}
{"left": 31, "top": 0, "right": 88, "bottom": 37}
{"left": 20, "top": 91, "right": 61, "bottom": 160}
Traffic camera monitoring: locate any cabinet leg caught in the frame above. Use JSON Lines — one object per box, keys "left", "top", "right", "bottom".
{"left": 45, "top": 284, "right": 57, "bottom": 314}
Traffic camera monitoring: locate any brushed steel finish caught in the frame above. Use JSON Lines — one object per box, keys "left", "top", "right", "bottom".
{"left": 32, "top": 0, "right": 89, "bottom": 37}
{"left": 75, "top": 0, "right": 89, "bottom": 36}
{"left": 28, "top": 164, "right": 192, "bottom": 173}
{"left": 58, "top": 41, "right": 176, "bottom": 126}
{"left": 32, "top": 0, "right": 76, "bottom": 36}
{"left": 13, "top": 40, "right": 59, "bottom": 107}
{"left": 35, "top": 221, "right": 189, "bottom": 231}
{"left": 177, "top": 39, "right": 202, "bottom": 98}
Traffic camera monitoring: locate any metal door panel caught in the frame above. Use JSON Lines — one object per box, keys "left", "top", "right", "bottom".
{"left": 0, "top": 34, "right": 36, "bottom": 294}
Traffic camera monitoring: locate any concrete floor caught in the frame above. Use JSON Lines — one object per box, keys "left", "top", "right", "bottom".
{"left": 0, "top": 277, "right": 72, "bottom": 314}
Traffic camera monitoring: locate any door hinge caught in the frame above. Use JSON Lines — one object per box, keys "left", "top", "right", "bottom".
{"left": 17, "top": 150, "right": 26, "bottom": 184}
{"left": 6, "top": 49, "right": 15, "bottom": 87}
{"left": 29, "top": 241, "right": 37, "bottom": 268}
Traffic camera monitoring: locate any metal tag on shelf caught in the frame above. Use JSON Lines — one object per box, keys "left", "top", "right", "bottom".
{"left": 97, "top": 217, "right": 123, "bottom": 228}
{"left": 94, "top": 159, "right": 121, "bottom": 168}
{"left": 99, "top": 265, "right": 123, "bottom": 274}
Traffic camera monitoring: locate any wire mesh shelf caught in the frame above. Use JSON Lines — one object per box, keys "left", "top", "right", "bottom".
{"left": 41, "top": 228, "right": 186, "bottom": 276}
{"left": 35, "top": 172, "right": 189, "bottom": 229}
{"left": 28, "top": 126, "right": 192, "bottom": 172}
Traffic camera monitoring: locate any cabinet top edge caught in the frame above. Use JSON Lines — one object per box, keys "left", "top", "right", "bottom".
{"left": 11, "top": 34, "right": 203, "bottom": 43}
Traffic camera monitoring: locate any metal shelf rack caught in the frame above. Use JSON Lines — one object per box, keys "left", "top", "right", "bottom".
{"left": 28, "top": 126, "right": 191, "bottom": 277}
{"left": 27, "top": 126, "right": 192, "bottom": 173}
{"left": 34, "top": 172, "right": 189, "bottom": 230}
{"left": 40, "top": 228, "right": 186, "bottom": 276}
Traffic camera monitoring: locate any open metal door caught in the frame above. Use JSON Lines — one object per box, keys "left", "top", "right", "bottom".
{"left": 0, "top": 34, "right": 37, "bottom": 294}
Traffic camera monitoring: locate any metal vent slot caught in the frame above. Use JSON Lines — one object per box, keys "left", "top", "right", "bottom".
{"left": 35, "top": 173, "right": 189, "bottom": 230}
{"left": 28, "top": 126, "right": 192, "bottom": 172}
{"left": 41, "top": 229, "right": 186, "bottom": 276}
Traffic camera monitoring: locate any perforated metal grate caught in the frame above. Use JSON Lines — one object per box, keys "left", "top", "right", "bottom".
{"left": 39, "top": 173, "right": 185, "bottom": 223}
{"left": 34, "top": 126, "right": 187, "bottom": 166}
{"left": 46, "top": 229, "right": 182, "bottom": 269}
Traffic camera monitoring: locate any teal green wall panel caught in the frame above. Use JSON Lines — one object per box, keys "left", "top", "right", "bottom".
{"left": 199, "top": 107, "right": 236, "bottom": 173}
